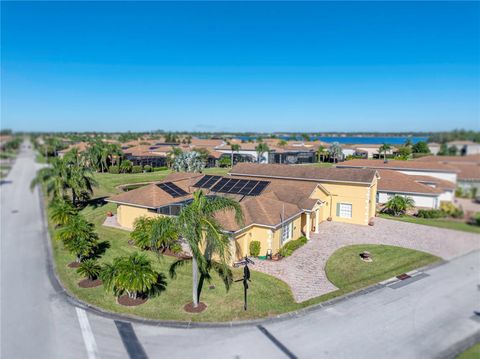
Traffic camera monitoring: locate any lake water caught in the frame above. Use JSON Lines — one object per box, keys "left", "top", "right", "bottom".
{"left": 235, "top": 136, "right": 428, "bottom": 145}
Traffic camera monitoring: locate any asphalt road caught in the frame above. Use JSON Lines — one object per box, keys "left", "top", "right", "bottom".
{"left": 1, "top": 141, "right": 479, "bottom": 359}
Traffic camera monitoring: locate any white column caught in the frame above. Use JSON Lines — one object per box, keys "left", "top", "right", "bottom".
{"left": 314, "top": 209, "right": 319, "bottom": 234}
{"left": 305, "top": 212, "right": 311, "bottom": 240}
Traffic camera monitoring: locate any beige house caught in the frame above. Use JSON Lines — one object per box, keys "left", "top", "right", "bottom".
{"left": 106, "top": 164, "right": 379, "bottom": 260}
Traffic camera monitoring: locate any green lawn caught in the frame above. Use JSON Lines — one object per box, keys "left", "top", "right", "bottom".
{"left": 457, "top": 343, "right": 480, "bottom": 359}
{"left": 48, "top": 171, "right": 441, "bottom": 322}
{"left": 379, "top": 214, "right": 480, "bottom": 234}
{"left": 325, "top": 244, "right": 440, "bottom": 292}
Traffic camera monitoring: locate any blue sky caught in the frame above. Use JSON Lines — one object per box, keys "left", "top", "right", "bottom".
{"left": 1, "top": 1, "right": 479, "bottom": 132}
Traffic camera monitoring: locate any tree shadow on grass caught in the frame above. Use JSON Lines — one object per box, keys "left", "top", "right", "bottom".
{"left": 78, "top": 196, "right": 109, "bottom": 211}
{"left": 89, "top": 241, "right": 110, "bottom": 260}
{"left": 147, "top": 273, "right": 168, "bottom": 298}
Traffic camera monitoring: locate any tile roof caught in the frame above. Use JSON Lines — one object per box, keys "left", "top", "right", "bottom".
{"left": 337, "top": 159, "right": 458, "bottom": 173}
{"left": 413, "top": 155, "right": 480, "bottom": 163}
{"left": 107, "top": 171, "right": 323, "bottom": 231}
{"left": 230, "top": 163, "right": 378, "bottom": 184}
{"left": 376, "top": 170, "right": 443, "bottom": 196}
{"left": 408, "top": 175, "right": 456, "bottom": 190}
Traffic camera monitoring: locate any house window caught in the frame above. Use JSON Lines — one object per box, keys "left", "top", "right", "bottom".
{"left": 282, "top": 221, "right": 293, "bottom": 243}
{"left": 338, "top": 203, "right": 352, "bottom": 218}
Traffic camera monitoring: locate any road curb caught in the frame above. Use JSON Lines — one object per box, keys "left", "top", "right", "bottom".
{"left": 38, "top": 187, "right": 459, "bottom": 329}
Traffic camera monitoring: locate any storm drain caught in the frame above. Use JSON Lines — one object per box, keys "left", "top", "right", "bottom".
{"left": 388, "top": 272, "right": 429, "bottom": 289}
{"left": 396, "top": 273, "right": 411, "bottom": 280}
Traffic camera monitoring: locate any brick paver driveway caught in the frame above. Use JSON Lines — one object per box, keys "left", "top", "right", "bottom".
{"left": 253, "top": 218, "right": 480, "bottom": 303}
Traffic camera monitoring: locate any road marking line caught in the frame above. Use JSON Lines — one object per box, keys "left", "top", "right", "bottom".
{"left": 76, "top": 307, "right": 99, "bottom": 359}
{"left": 257, "top": 325, "right": 297, "bottom": 359}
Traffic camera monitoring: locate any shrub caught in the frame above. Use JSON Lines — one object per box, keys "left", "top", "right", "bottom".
{"left": 382, "top": 195, "right": 415, "bottom": 216}
{"left": 417, "top": 209, "right": 445, "bottom": 219}
{"left": 279, "top": 236, "right": 308, "bottom": 257}
{"left": 440, "top": 202, "right": 464, "bottom": 218}
{"left": 153, "top": 166, "right": 168, "bottom": 172}
{"left": 77, "top": 259, "right": 102, "bottom": 280}
{"left": 472, "top": 212, "right": 480, "bottom": 226}
{"left": 143, "top": 165, "right": 152, "bottom": 172}
{"left": 132, "top": 165, "right": 143, "bottom": 173}
{"left": 108, "top": 166, "right": 120, "bottom": 174}
{"left": 249, "top": 241, "right": 261, "bottom": 257}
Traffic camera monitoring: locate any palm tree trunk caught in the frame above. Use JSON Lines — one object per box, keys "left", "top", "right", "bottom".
{"left": 231, "top": 151, "right": 234, "bottom": 167}
{"left": 192, "top": 256, "right": 199, "bottom": 308}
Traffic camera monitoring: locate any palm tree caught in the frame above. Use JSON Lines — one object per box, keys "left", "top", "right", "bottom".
{"left": 56, "top": 214, "right": 98, "bottom": 262}
{"left": 255, "top": 143, "right": 270, "bottom": 163}
{"left": 150, "top": 216, "right": 181, "bottom": 253}
{"left": 328, "top": 142, "right": 343, "bottom": 163}
{"left": 49, "top": 198, "right": 77, "bottom": 226}
{"left": 101, "top": 253, "right": 160, "bottom": 299}
{"left": 378, "top": 143, "right": 391, "bottom": 162}
{"left": 230, "top": 144, "right": 241, "bottom": 167}
{"left": 382, "top": 195, "right": 415, "bottom": 216}
{"left": 131, "top": 216, "right": 154, "bottom": 249}
{"left": 317, "top": 145, "right": 326, "bottom": 163}
{"left": 119, "top": 159, "right": 133, "bottom": 173}
{"left": 31, "top": 157, "right": 68, "bottom": 199}
{"left": 169, "top": 190, "right": 244, "bottom": 308}
{"left": 77, "top": 259, "right": 102, "bottom": 280}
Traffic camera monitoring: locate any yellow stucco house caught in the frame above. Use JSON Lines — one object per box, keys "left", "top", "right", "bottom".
{"left": 106, "top": 163, "right": 378, "bottom": 261}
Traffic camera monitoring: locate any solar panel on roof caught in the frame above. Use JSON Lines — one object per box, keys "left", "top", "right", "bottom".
{"left": 248, "top": 181, "right": 269, "bottom": 196}
{"left": 157, "top": 182, "right": 188, "bottom": 198}
{"left": 238, "top": 180, "right": 259, "bottom": 195}
{"left": 211, "top": 177, "right": 230, "bottom": 192}
{"left": 192, "top": 175, "right": 211, "bottom": 188}
{"left": 209, "top": 178, "right": 270, "bottom": 196}
{"left": 228, "top": 179, "right": 249, "bottom": 193}
{"left": 203, "top": 175, "right": 222, "bottom": 188}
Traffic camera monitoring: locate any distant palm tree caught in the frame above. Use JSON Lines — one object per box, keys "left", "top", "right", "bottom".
{"left": 169, "top": 190, "right": 244, "bottom": 308}
{"left": 317, "top": 145, "right": 326, "bottom": 162}
{"left": 255, "top": 143, "right": 270, "bottom": 163}
{"left": 230, "top": 144, "right": 241, "bottom": 167}
{"left": 378, "top": 143, "right": 392, "bottom": 162}
{"left": 49, "top": 198, "right": 77, "bottom": 226}
{"left": 277, "top": 140, "right": 287, "bottom": 148}
{"left": 167, "top": 146, "right": 183, "bottom": 168}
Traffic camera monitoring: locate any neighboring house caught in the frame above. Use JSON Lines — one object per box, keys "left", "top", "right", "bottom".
{"left": 414, "top": 155, "right": 480, "bottom": 194}
{"left": 337, "top": 159, "right": 458, "bottom": 183}
{"left": 376, "top": 170, "right": 455, "bottom": 209}
{"left": 427, "top": 142, "right": 441, "bottom": 155}
{"left": 123, "top": 145, "right": 171, "bottom": 167}
{"left": 57, "top": 142, "right": 90, "bottom": 158}
{"left": 447, "top": 141, "right": 480, "bottom": 156}
{"left": 350, "top": 144, "right": 398, "bottom": 159}
{"left": 106, "top": 164, "right": 379, "bottom": 260}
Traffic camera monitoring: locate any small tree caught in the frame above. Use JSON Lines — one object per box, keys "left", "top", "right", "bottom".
{"left": 255, "top": 143, "right": 270, "bottom": 163}
{"left": 218, "top": 157, "right": 231, "bottom": 167}
{"left": 249, "top": 241, "right": 261, "bottom": 257}
{"left": 56, "top": 214, "right": 98, "bottom": 262}
{"left": 412, "top": 141, "right": 430, "bottom": 154}
{"left": 49, "top": 198, "right": 77, "bottom": 226}
{"left": 382, "top": 195, "right": 415, "bottom": 216}
{"left": 101, "top": 253, "right": 161, "bottom": 299}
{"left": 329, "top": 142, "right": 343, "bottom": 163}
{"left": 172, "top": 152, "right": 205, "bottom": 173}
{"left": 378, "top": 143, "right": 391, "bottom": 162}
{"left": 119, "top": 160, "right": 133, "bottom": 173}
{"left": 131, "top": 217, "right": 154, "bottom": 249}
{"left": 77, "top": 259, "right": 102, "bottom": 280}
{"left": 230, "top": 144, "right": 241, "bottom": 166}
{"left": 317, "top": 145, "right": 326, "bottom": 162}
